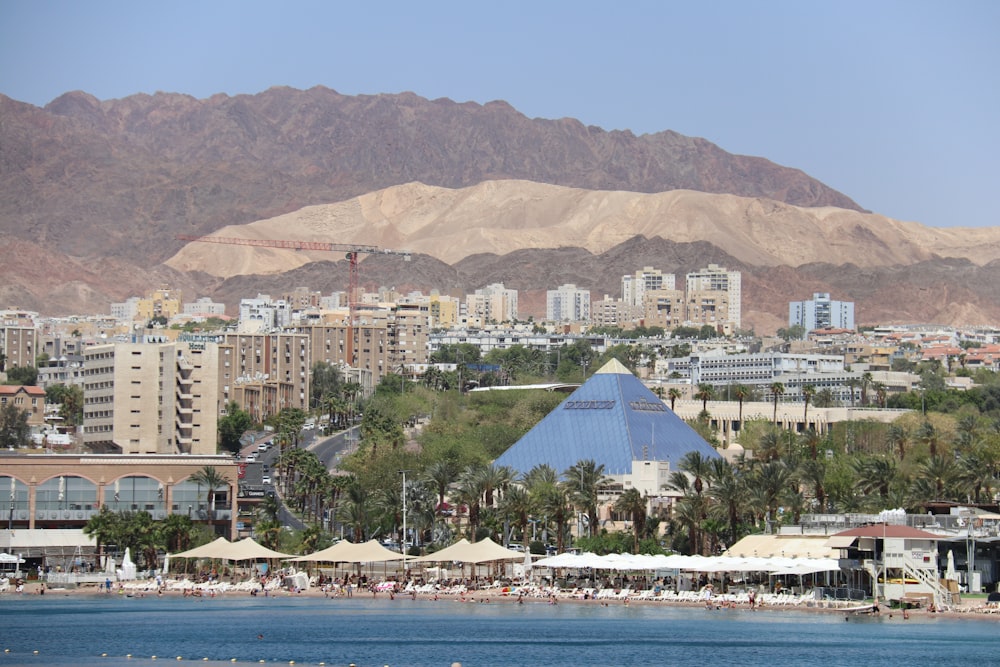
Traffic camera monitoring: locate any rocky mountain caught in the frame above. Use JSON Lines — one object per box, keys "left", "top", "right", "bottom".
{"left": 2, "top": 86, "right": 999, "bottom": 329}
{"left": 0, "top": 86, "right": 858, "bottom": 267}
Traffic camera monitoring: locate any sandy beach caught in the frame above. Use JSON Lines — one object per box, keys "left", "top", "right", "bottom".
{"left": 9, "top": 577, "right": 996, "bottom": 622}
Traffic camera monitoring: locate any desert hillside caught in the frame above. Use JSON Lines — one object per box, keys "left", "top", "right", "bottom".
{"left": 166, "top": 180, "right": 1000, "bottom": 276}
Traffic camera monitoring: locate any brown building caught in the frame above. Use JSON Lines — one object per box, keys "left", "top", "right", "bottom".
{"left": 1, "top": 453, "right": 239, "bottom": 537}
{"left": 0, "top": 385, "right": 46, "bottom": 430}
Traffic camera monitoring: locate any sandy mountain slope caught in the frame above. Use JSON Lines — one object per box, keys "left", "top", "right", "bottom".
{"left": 166, "top": 180, "right": 1000, "bottom": 277}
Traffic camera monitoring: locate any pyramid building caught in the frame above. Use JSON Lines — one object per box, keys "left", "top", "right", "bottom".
{"left": 494, "top": 359, "right": 721, "bottom": 476}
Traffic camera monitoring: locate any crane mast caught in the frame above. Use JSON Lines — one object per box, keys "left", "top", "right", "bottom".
{"left": 176, "top": 234, "right": 411, "bottom": 367}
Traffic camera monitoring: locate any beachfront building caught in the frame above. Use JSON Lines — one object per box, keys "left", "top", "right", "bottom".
{"left": 789, "top": 293, "right": 855, "bottom": 333}
{"left": 1, "top": 453, "right": 240, "bottom": 572}
{"left": 81, "top": 338, "right": 222, "bottom": 455}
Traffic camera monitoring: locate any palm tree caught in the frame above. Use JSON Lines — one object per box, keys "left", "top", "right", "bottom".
{"left": 497, "top": 484, "right": 533, "bottom": 547}
{"left": 679, "top": 451, "right": 713, "bottom": 495}
{"left": 667, "top": 387, "right": 682, "bottom": 412}
{"left": 845, "top": 378, "right": 860, "bottom": 407}
{"left": 859, "top": 372, "right": 873, "bottom": 406}
{"left": 563, "top": 459, "right": 611, "bottom": 538}
{"left": 853, "top": 457, "right": 897, "bottom": 501}
{"left": 424, "top": 460, "right": 459, "bottom": 513}
{"left": 915, "top": 455, "right": 961, "bottom": 500}
{"left": 769, "top": 382, "right": 785, "bottom": 425}
{"left": 83, "top": 506, "right": 118, "bottom": 569}
{"left": 614, "top": 488, "right": 647, "bottom": 553}
{"left": 872, "top": 381, "right": 888, "bottom": 409}
{"left": 801, "top": 384, "right": 816, "bottom": 428}
{"left": 453, "top": 467, "right": 487, "bottom": 540}
{"left": 158, "top": 513, "right": 194, "bottom": 554}
{"left": 887, "top": 424, "right": 909, "bottom": 461}
{"left": 916, "top": 421, "right": 940, "bottom": 458}
{"left": 695, "top": 383, "right": 715, "bottom": 413}
{"left": 732, "top": 384, "right": 750, "bottom": 433}
{"left": 535, "top": 481, "right": 572, "bottom": 553}
{"left": 708, "top": 465, "right": 746, "bottom": 546}
{"left": 797, "top": 458, "right": 827, "bottom": 513}
{"left": 189, "top": 466, "right": 228, "bottom": 534}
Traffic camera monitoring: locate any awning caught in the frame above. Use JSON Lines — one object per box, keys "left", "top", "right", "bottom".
{"left": 824, "top": 535, "right": 857, "bottom": 549}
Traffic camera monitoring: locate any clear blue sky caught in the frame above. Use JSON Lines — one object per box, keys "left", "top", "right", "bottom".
{"left": 2, "top": 0, "right": 997, "bottom": 228}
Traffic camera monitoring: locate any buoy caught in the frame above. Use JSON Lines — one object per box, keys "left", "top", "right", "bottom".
{"left": 152, "top": 656, "right": 157, "bottom": 661}
{"left": 33, "top": 651, "right": 39, "bottom": 655}
{"left": 102, "top": 654, "right": 108, "bottom": 657}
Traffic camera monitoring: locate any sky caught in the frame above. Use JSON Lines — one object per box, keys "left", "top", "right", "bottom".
{"left": 1, "top": 1, "right": 997, "bottom": 229}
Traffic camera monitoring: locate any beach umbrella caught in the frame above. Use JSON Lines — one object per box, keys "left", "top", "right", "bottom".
{"left": 945, "top": 550, "right": 957, "bottom": 581}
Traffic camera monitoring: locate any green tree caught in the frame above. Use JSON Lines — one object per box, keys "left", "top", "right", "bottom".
{"left": 4, "top": 365, "right": 37, "bottom": 386}
{"left": 802, "top": 384, "right": 816, "bottom": 427}
{"left": 667, "top": 387, "right": 682, "bottom": 411}
{"left": 769, "top": 382, "right": 785, "bottom": 424}
{"left": 0, "top": 402, "right": 30, "bottom": 449}
{"left": 189, "top": 466, "right": 228, "bottom": 534}
{"left": 563, "top": 459, "right": 611, "bottom": 538}
{"left": 218, "top": 402, "right": 253, "bottom": 454}
{"left": 614, "top": 488, "right": 647, "bottom": 553}
{"left": 695, "top": 383, "right": 715, "bottom": 413}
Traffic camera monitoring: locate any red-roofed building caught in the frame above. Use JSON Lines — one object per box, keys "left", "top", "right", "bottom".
{"left": 0, "top": 384, "right": 46, "bottom": 429}
{"left": 829, "top": 523, "right": 951, "bottom": 607}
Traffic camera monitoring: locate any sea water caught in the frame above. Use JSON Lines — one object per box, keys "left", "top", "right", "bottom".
{"left": 0, "top": 595, "right": 996, "bottom": 666}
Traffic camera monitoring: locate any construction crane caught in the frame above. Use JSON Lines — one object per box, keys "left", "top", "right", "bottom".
{"left": 176, "top": 234, "right": 411, "bottom": 366}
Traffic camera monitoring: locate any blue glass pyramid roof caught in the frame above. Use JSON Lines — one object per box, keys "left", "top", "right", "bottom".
{"left": 494, "top": 359, "right": 720, "bottom": 476}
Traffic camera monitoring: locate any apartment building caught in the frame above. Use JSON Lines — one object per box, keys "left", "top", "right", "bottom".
{"left": 622, "top": 267, "right": 676, "bottom": 308}
{"left": 466, "top": 283, "right": 518, "bottom": 324}
{"left": 0, "top": 324, "right": 37, "bottom": 370}
{"left": 82, "top": 339, "right": 220, "bottom": 455}
{"left": 685, "top": 264, "right": 741, "bottom": 330}
{"left": 642, "top": 288, "right": 687, "bottom": 330}
{"left": 546, "top": 284, "right": 591, "bottom": 323}
{"left": 790, "top": 293, "right": 855, "bottom": 332}
{"left": 182, "top": 297, "right": 227, "bottom": 317}
{"left": 220, "top": 332, "right": 310, "bottom": 413}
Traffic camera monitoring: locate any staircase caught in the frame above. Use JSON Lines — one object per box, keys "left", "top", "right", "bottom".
{"left": 902, "top": 560, "right": 953, "bottom": 608}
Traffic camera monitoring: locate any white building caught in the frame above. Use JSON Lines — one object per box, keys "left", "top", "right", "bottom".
{"left": 546, "top": 284, "right": 591, "bottom": 322}
{"left": 789, "top": 293, "right": 855, "bottom": 332}
{"left": 466, "top": 283, "right": 519, "bottom": 324}
{"left": 622, "top": 267, "right": 675, "bottom": 308}
{"left": 110, "top": 297, "right": 141, "bottom": 322}
{"left": 183, "top": 297, "right": 226, "bottom": 317}
{"left": 238, "top": 295, "right": 292, "bottom": 332}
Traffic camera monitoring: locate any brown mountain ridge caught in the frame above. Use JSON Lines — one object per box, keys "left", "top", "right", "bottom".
{"left": 2, "top": 87, "right": 999, "bottom": 329}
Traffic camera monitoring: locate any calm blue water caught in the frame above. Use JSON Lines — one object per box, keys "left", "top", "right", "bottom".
{"left": 0, "top": 595, "right": 997, "bottom": 667}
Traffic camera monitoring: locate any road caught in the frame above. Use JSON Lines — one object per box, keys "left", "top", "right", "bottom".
{"left": 307, "top": 425, "right": 360, "bottom": 472}
{"left": 237, "top": 425, "right": 360, "bottom": 532}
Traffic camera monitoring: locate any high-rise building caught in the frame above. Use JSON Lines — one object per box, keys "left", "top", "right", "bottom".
{"left": 546, "top": 284, "right": 591, "bottom": 322}
{"left": 789, "top": 293, "right": 855, "bottom": 332}
{"left": 466, "top": 283, "right": 518, "bottom": 324}
{"left": 622, "top": 267, "right": 676, "bottom": 308}
{"left": 82, "top": 339, "right": 220, "bottom": 455}
{"left": 685, "top": 264, "right": 741, "bottom": 330}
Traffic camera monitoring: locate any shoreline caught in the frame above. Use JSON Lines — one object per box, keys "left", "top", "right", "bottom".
{"left": 9, "top": 579, "right": 995, "bottom": 622}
